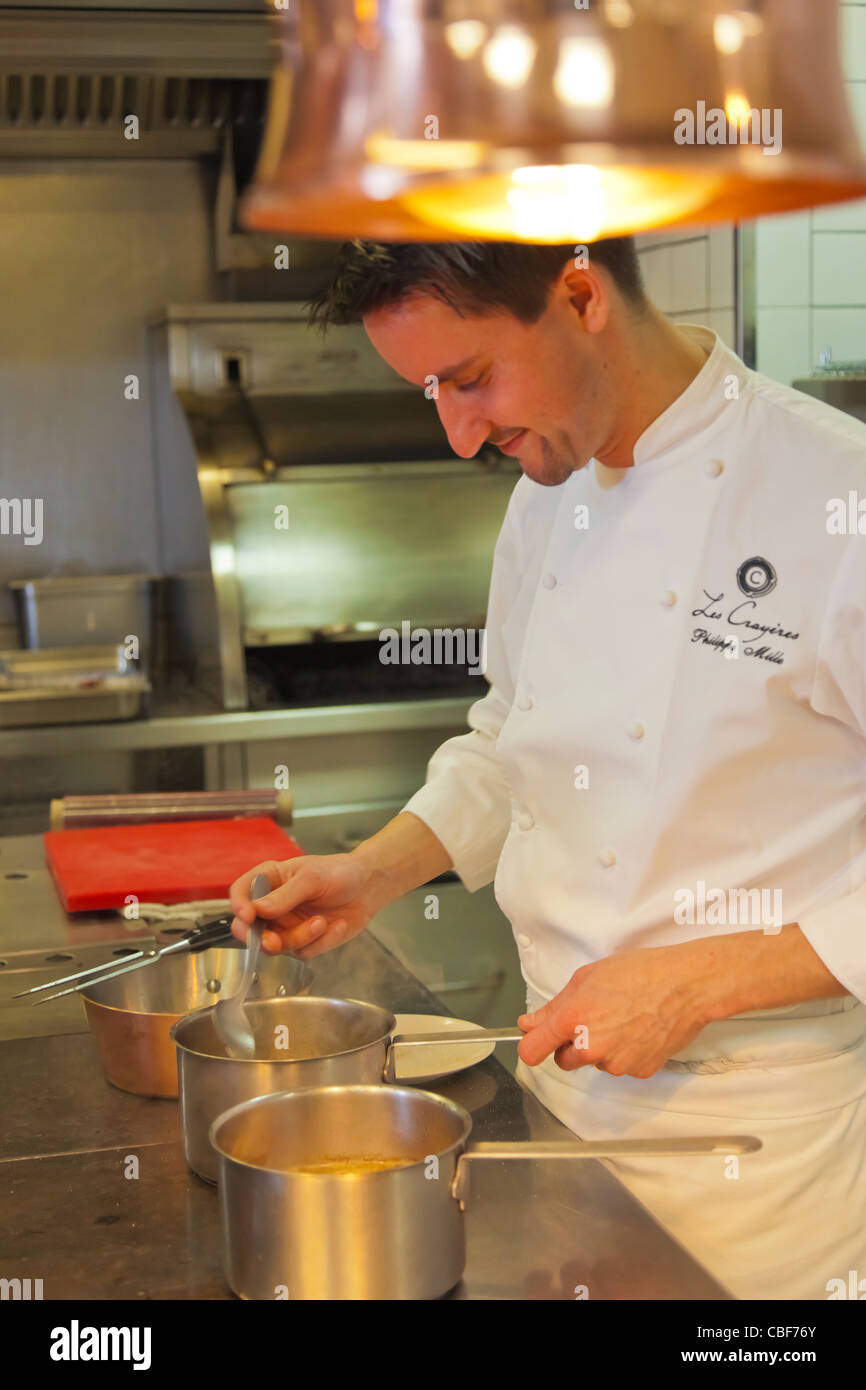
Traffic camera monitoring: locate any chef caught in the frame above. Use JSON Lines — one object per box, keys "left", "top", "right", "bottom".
{"left": 231, "top": 236, "right": 866, "bottom": 1301}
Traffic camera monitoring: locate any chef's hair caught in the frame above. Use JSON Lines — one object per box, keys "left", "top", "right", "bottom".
{"left": 308, "top": 237, "right": 646, "bottom": 328}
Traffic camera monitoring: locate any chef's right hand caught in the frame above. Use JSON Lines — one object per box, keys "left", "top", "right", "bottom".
{"left": 229, "top": 854, "right": 373, "bottom": 958}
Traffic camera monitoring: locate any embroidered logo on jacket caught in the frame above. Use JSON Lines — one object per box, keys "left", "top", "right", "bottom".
{"left": 690, "top": 558, "right": 798, "bottom": 665}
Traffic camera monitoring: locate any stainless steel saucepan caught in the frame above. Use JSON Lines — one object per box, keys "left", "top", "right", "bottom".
{"left": 171, "top": 995, "right": 521, "bottom": 1181}
{"left": 210, "top": 1084, "right": 762, "bottom": 1300}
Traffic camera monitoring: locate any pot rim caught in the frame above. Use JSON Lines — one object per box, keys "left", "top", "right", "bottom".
{"left": 80, "top": 952, "right": 312, "bottom": 1018}
{"left": 208, "top": 1082, "right": 474, "bottom": 1178}
{"left": 82, "top": 994, "right": 189, "bottom": 1021}
{"left": 169, "top": 994, "right": 396, "bottom": 1062}
{"left": 82, "top": 978, "right": 312, "bottom": 1020}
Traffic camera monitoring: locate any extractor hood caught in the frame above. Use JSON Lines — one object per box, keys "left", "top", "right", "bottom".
{"left": 0, "top": 1, "right": 271, "bottom": 156}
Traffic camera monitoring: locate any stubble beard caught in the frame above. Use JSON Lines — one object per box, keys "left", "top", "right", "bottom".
{"left": 522, "top": 434, "right": 582, "bottom": 487}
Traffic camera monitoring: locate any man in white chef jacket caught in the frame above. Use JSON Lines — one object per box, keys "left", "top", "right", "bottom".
{"left": 231, "top": 237, "right": 866, "bottom": 1301}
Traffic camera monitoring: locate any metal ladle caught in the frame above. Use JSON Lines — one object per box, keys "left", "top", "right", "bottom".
{"left": 213, "top": 872, "right": 270, "bottom": 1058}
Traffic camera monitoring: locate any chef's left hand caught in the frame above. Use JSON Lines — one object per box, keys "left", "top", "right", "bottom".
{"left": 517, "top": 944, "right": 711, "bottom": 1079}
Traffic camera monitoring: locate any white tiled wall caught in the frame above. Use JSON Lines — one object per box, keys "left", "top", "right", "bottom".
{"left": 637, "top": 4, "right": 866, "bottom": 385}
{"left": 754, "top": 1, "right": 866, "bottom": 383}
{"left": 636, "top": 225, "right": 737, "bottom": 351}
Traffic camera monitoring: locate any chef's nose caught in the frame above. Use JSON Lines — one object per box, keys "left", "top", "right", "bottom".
{"left": 434, "top": 391, "right": 491, "bottom": 460}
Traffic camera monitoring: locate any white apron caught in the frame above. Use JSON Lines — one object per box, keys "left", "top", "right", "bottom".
{"left": 518, "top": 983, "right": 866, "bottom": 1300}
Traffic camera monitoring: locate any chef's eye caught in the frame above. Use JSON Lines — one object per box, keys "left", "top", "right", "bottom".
{"left": 457, "top": 374, "right": 484, "bottom": 394}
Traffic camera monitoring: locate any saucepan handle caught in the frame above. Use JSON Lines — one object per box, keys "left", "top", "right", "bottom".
{"left": 382, "top": 1026, "right": 524, "bottom": 1083}
{"left": 450, "top": 1135, "right": 763, "bottom": 1208}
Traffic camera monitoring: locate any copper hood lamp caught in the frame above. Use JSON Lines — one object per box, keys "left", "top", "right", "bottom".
{"left": 242, "top": 0, "right": 866, "bottom": 241}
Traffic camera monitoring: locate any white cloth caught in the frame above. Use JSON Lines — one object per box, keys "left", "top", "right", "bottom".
{"left": 403, "top": 326, "right": 866, "bottom": 1298}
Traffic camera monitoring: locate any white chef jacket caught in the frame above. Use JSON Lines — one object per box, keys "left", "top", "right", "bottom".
{"left": 403, "top": 325, "right": 866, "bottom": 1299}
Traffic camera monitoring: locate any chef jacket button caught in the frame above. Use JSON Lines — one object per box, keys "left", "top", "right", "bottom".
{"left": 661, "top": 589, "right": 677, "bottom": 607}
{"left": 518, "top": 810, "right": 534, "bottom": 831}
{"left": 598, "top": 846, "right": 617, "bottom": 867}
{"left": 516, "top": 933, "right": 532, "bottom": 948}
{"left": 705, "top": 458, "right": 725, "bottom": 478}
{"left": 626, "top": 720, "right": 645, "bottom": 740}
{"left": 516, "top": 693, "right": 533, "bottom": 711}
{"left": 541, "top": 573, "right": 557, "bottom": 590}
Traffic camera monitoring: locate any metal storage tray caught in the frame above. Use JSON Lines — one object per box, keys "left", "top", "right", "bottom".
{"left": 8, "top": 573, "right": 157, "bottom": 672}
{"left": 0, "top": 646, "right": 150, "bottom": 727}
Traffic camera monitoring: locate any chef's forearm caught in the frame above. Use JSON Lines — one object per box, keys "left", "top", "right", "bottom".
{"left": 350, "top": 811, "right": 453, "bottom": 912}
{"left": 690, "top": 923, "right": 850, "bottom": 1024}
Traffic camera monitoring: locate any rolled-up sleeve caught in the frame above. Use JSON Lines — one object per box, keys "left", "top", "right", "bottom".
{"left": 402, "top": 489, "right": 524, "bottom": 892}
{"left": 799, "top": 536, "right": 866, "bottom": 1003}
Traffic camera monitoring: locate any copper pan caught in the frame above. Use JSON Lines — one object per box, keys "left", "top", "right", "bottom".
{"left": 80, "top": 946, "right": 312, "bottom": 1098}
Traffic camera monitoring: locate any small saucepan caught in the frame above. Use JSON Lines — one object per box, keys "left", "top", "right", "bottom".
{"left": 171, "top": 995, "right": 522, "bottom": 1181}
{"left": 210, "top": 1084, "right": 762, "bottom": 1300}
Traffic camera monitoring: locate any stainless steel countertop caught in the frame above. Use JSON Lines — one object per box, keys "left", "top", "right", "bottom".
{"left": 0, "top": 832, "right": 731, "bottom": 1300}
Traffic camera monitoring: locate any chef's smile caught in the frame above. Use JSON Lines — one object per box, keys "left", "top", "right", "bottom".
{"left": 362, "top": 253, "right": 709, "bottom": 488}
{"left": 363, "top": 289, "right": 589, "bottom": 488}
{"left": 492, "top": 429, "right": 528, "bottom": 456}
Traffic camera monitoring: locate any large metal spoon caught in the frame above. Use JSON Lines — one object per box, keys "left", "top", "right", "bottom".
{"left": 213, "top": 872, "right": 270, "bottom": 1058}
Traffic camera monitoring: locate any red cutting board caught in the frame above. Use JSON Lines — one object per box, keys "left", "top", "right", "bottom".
{"left": 44, "top": 817, "right": 305, "bottom": 912}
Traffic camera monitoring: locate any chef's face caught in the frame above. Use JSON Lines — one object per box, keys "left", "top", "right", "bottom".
{"left": 363, "top": 265, "right": 614, "bottom": 487}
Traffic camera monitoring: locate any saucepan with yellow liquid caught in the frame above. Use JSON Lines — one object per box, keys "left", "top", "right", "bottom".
{"left": 210, "top": 1083, "right": 761, "bottom": 1301}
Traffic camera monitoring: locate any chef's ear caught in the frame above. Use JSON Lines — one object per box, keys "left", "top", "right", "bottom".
{"left": 559, "top": 258, "right": 610, "bottom": 334}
